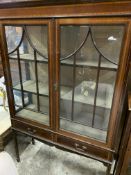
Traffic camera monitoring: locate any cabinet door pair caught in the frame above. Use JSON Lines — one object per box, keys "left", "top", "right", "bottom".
{"left": 1, "top": 18, "right": 130, "bottom": 148}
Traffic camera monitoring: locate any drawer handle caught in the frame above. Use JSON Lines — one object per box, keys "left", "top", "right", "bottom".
{"left": 27, "top": 128, "right": 36, "bottom": 135}
{"left": 74, "top": 143, "right": 87, "bottom": 152}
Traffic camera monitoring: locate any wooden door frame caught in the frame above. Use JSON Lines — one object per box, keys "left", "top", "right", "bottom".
{"left": 55, "top": 17, "right": 131, "bottom": 150}
{"left": 0, "top": 19, "right": 55, "bottom": 130}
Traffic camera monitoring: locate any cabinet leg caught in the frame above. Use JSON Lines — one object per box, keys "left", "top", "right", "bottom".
{"left": 32, "top": 137, "right": 35, "bottom": 145}
{"left": 106, "top": 164, "right": 111, "bottom": 175}
{"left": 0, "top": 142, "right": 4, "bottom": 152}
{"left": 13, "top": 130, "right": 20, "bottom": 162}
{"left": 0, "top": 147, "right": 4, "bottom": 152}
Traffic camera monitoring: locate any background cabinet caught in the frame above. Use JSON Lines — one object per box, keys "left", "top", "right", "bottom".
{"left": 0, "top": 1, "right": 131, "bottom": 174}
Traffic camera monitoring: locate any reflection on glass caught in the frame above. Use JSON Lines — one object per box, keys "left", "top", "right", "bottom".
{"left": 37, "top": 62, "right": 49, "bottom": 95}
{"left": 26, "top": 26, "right": 48, "bottom": 58}
{"left": 59, "top": 25, "right": 125, "bottom": 142}
{"left": 92, "top": 26, "right": 124, "bottom": 63}
{"left": 13, "top": 90, "right": 23, "bottom": 110}
{"left": 94, "top": 70, "right": 116, "bottom": 130}
{"left": 6, "top": 25, "right": 49, "bottom": 125}
{"left": 5, "top": 26, "right": 23, "bottom": 53}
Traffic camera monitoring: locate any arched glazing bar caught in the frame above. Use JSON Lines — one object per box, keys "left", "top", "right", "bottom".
{"left": 16, "top": 48, "right": 25, "bottom": 108}
{"left": 92, "top": 54, "right": 102, "bottom": 128}
{"left": 60, "top": 28, "right": 90, "bottom": 61}
{"left": 8, "top": 28, "right": 25, "bottom": 55}
{"left": 7, "top": 25, "right": 49, "bottom": 114}
{"left": 8, "top": 25, "right": 48, "bottom": 60}
{"left": 89, "top": 28, "right": 118, "bottom": 66}
{"left": 60, "top": 26, "right": 118, "bottom": 66}
{"left": 60, "top": 26, "right": 118, "bottom": 131}
{"left": 24, "top": 26, "right": 48, "bottom": 60}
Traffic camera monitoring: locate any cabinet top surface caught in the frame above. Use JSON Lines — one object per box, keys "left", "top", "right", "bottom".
{"left": 0, "top": 1, "right": 130, "bottom": 18}
{"left": 0, "top": 0, "right": 131, "bottom": 8}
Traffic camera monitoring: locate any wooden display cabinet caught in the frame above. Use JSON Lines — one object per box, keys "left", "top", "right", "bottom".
{"left": 0, "top": 1, "right": 131, "bottom": 174}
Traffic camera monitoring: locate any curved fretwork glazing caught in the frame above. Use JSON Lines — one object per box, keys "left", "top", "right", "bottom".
{"left": 4, "top": 24, "right": 125, "bottom": 142}
{"left": 59, "top": 25, "right": 125, "bottom": 141}
{"left": 5, "top": 25, "right": 50, "bottom": 126}
{"left": 60, "top": 26, "right": 119, "bottom": 65}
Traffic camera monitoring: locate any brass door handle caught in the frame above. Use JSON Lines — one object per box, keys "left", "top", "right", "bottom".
{"left": 74, "top": 143, "right": 87, "bottom": 152}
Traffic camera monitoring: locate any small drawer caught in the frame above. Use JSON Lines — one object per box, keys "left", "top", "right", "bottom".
{"left": 12, "top": 120, "right": 53, "bottom": 141}
{"left": 56, "top": 135, "right": 109, "bottom": 160}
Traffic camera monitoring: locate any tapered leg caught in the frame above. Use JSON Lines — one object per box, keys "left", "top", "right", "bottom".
{"left": 32, "top": 137, "right": 35, "bottom": 145}
{"left": 0, "top": 140, "right": 4, "bottom": 152}
{"left": 106, "top": 164, "right": 111, "bottom": 175}
{"left": 112, "top": 160, "right": 117, "bottom": 175}
{"left": 13, "top": 130, "right": 20, "bottom": 162}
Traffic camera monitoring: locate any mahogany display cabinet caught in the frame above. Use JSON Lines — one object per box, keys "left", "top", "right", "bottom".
{"left": 0, "top": 1, "right": 131, "bottom": 174}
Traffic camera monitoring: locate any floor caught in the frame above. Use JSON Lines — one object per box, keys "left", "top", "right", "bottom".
{"left": 5, "top": 137, "right": 107, "bottom": 175}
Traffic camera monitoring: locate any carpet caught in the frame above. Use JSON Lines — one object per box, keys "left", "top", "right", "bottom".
{"left": 15, "top": 140, "right": 106, "bottom": 175}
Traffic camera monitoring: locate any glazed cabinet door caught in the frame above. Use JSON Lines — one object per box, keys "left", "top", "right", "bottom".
{"left": 55, "top": 18, "right": 130, "bottom": 146}
{"left": 2, "top": 20, "right": 53, "bottom": 128}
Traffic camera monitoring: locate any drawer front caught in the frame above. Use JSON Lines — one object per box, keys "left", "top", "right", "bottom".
{"left": 56, "top": 135, "right": 109, "bottom": 160}
{"left": 12, "top": 120, "right": 53, "bottom": 141}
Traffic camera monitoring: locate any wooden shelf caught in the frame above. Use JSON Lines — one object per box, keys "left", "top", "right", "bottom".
{"left": 24, "top": 104, "right": 48, "bottom": 113}
{"left": 61, "top": 81, "right": 113, "bottom": 109}
{"left": 60, "top": 106, "right": 110, "bottom": 131}
{"left": 9, "top": 53, "right": 117, "bottom": 70}
{"left": 16, "top": 105, "right": 49, "bottom": 125}
{"left": 9, "top": 53, "right": 48, "bottom": 63}
{"left": 16, "top": 102, "right": 107, "bottom": 141}
{"left": 61, "top": 59, "right": 117, "bottom": 70}
{"left": 14, "top": 80, "right": 113, "bottom": 108}
{"left": 60, "top": 118, "right": 107, "bottom": 141}
{"left": 13, "top": 80, "right": 71, "bottom": 97}
{"left": 14, "top": 80, "right": 49, "bottom": 96}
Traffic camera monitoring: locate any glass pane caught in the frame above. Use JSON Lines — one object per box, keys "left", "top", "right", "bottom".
{"left": 13, "top": 90, "right": 23, "bottom": 110}
{"left": 61, "top": 26, "right": 89, "bottom": 58}
{"left": 94, "top": 70, "right": 116, "bottom": 130}
{"left": 5, "top": 26, "right": 23, "bottom": 53}
{"left": 26, "top": 26, "right": 48, "bottom": 58}
{"left": 7, "top": 26, "right": 48, "bottom": 62}
{"left": 6, "top": 25, "right": 49, "bottom": 126}
{"left": 37, "top": 62, "right": 49, "bottom": 95}
{"left": 59, "top": 25, "right": 125, "bottom": 142}
{"left": 92, "top": 26, "right": 124, "bottom": 63}
{"left": 9, "top": 59, "right": 21, "bottom": 86}
{"left": 22, "top": 61, "right": 37, "bottom": 93}
{"left": 16, "top": 93, "right": 49, "bottom": 125}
